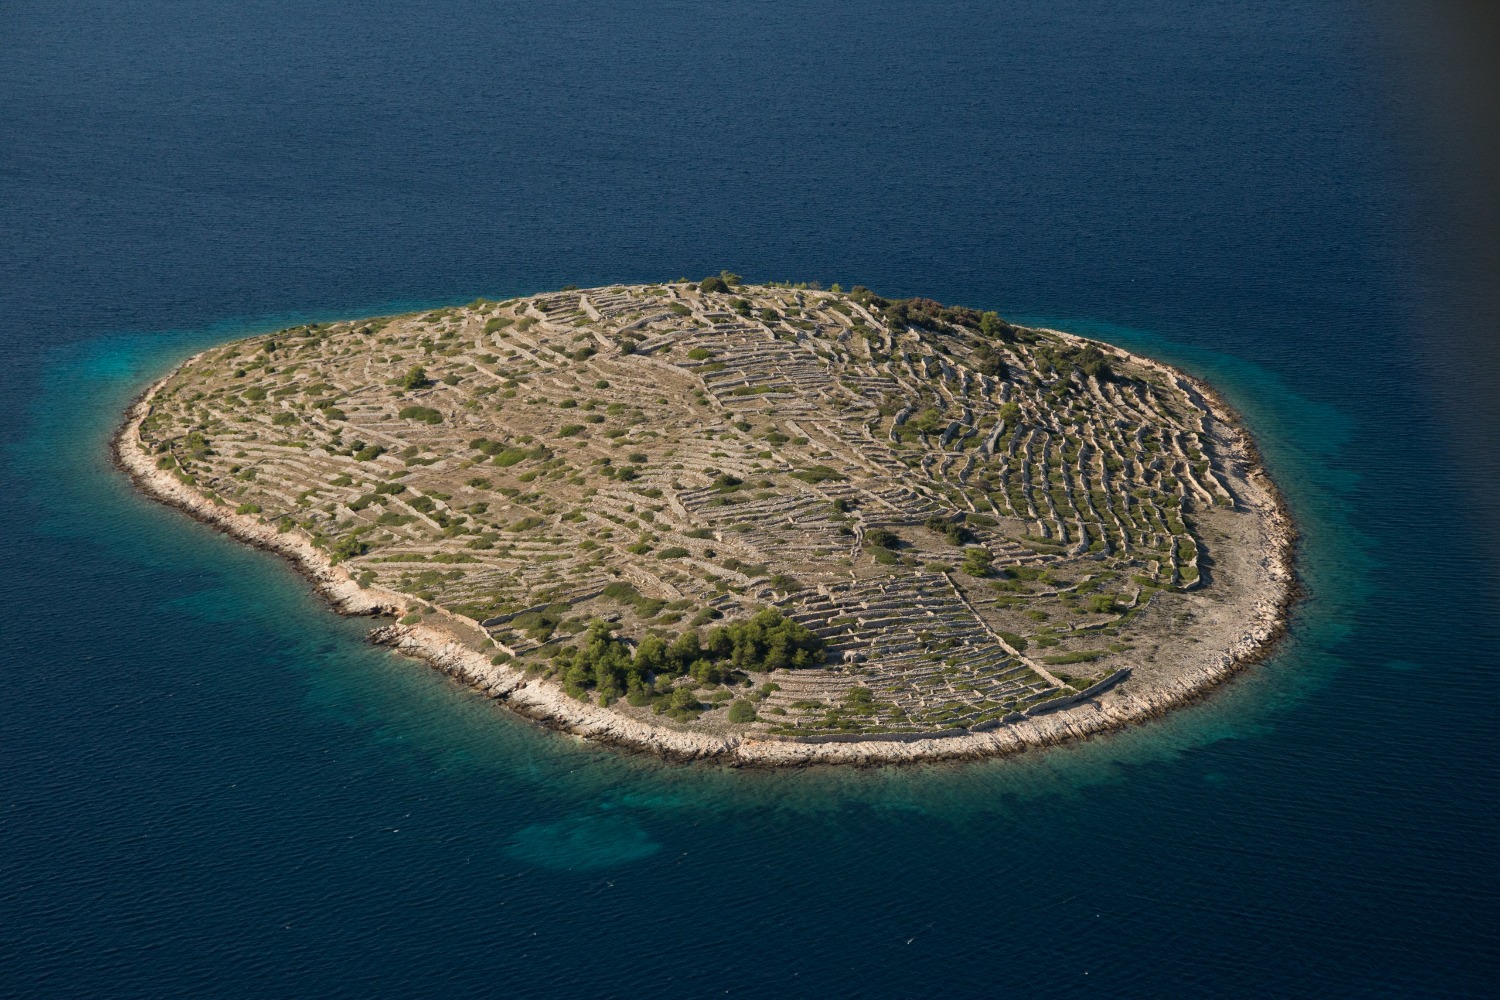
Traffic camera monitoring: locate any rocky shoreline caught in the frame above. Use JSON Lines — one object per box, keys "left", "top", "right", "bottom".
{"left": 115, "top": 334, "right": 1297, "bottom": 768}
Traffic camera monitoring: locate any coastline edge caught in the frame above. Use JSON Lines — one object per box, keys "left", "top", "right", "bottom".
{"left": 113, "top": 332, "right": 1299, "bottom": 768}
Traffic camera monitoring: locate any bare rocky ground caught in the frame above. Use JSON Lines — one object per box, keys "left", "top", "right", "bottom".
{"left": 120, "top": 279, "right": 1294, "bottom": 763}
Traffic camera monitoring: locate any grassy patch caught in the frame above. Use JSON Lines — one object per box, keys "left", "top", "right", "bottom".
{"left": 1042, "top": 650, "right": 1107, "bottom": 665}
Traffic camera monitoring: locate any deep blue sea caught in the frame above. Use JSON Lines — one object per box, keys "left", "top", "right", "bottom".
{"left": 3, "top": 1, "right": 1498, "bottom": 996}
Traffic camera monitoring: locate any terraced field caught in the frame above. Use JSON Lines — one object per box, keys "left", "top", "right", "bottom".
{"left": 134, "top": 279, "right": 1278, "bottom": 741}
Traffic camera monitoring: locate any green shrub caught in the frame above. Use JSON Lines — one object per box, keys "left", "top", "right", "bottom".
{"left": 997, "top": 630, "right": 1028, "bottom": 651}
{"left": 961, "top": 547, "right": 993, "bottom": 577}
{"left": 601, "top": 582, "right": 666, "bottom": 618}
{"left": 470, "top": 437, "right": 505, "bottom": 455}
{"left": 979, "top": 310, "right": 1013, "bottom": 342}
{"left": 727, "top": 700, "right": 758, "bottom": 723}
{"left": 690, "top": 606, "right": 723, "bottom": 626}
{"left": 492, "top": 447, "right": 532, "bottom": 467}
{"left": 911, "top": 408, "right": 946, "bottom": 434}
{"left": 398, "top": 405, "right": 443, "bottom": 424}
{"left": 791, "top": 465, "right": 844, "bottom": 484}
{"left": 329, "top": 536, "right": 368, "bottom": 563}
{"left": 666, "top": 685, "right": 702, "bottom": 715}
{"left": 925, "top": 513, "right": 975, "bottom": 545}
{"left": 1072, "top": 344, "right": 1113, "bottom": 379}
{"left": 1085, "top": 593, "right": 1120, "bottom": 614}
{"left": 699, "top": 276, "right": 729, "bottom": 294}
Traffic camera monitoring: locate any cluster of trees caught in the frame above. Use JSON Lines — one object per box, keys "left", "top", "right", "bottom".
{"left": 553, "top": 609, "right": 826, "bottom": 708}
{"left": 881, "top": 297, "right": 961, "bottom": 332}
{"left": 328, "top": 534, "right": 369, "bottom": 563}
{"left": 181, "top": 431, "right": 212, "bottom": 460}
{"left": 972, "top": 342, "right": 1007, "bottom": 377}
{"left": 1036, "top": 343, "right": 1114, "bottom": 381}
{"left": 1071, "top": 344, "right": 1114, "bottom": 379}
{"left": 843, "top": 286, "right": 1017, "bottom": 342}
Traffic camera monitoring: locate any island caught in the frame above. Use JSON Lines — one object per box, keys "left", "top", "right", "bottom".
{"left": 117, "top": 277, "right": 1295, "bottom": 764}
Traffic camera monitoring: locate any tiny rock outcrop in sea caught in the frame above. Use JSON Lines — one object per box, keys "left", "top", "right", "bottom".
{"left": 117, "top": 279, "right": 1295, "bottom": 765}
